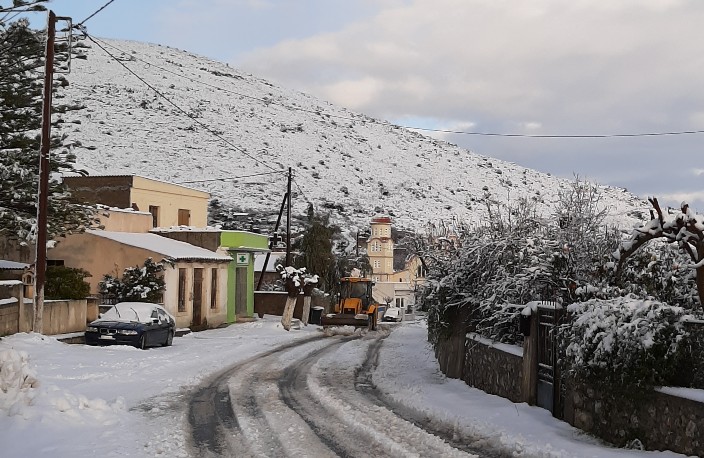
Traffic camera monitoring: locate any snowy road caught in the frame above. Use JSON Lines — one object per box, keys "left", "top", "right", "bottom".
{"left": 187, "top": 331, "right": 488, "bottom": 458}
{"left": 1, "top": 317, "right": 687, "bottom": 457}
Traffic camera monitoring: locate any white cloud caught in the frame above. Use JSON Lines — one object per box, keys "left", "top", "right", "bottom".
{"left": 235, "top": 0, "right": 704, "bottom": 207}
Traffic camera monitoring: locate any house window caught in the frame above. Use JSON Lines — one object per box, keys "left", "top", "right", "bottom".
{"left": 396, "top": 297, "right": 405, "bottom": 308}
{"left": 178, "top": 268, "right": 187, "bottom": 312}
{"left": 47, "top": 259, "right": 64, "bottom": 266}
{"left": 417, "top": 264, "right": 427, "bottom": 278}
{"left": 149, "top": 205, "right": 160, "bottom": 227}
{"left": 178, "top": 209, "right": 191, "bottom": 226}
{"left": 373, "top": 260, "right": 380, "bottom": 269}
{"left": 210, "top": 268, "right": 218, "bottom": 309}
{"left": 371, "top": 241, "right": 380, "bottom": 252}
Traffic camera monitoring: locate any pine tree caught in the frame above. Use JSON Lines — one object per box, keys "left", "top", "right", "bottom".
{"left": 293, "top": 210, "right": 338, "bottom": 291}
{"left": 0, "top": 3, "right": 97, "bottom": 243}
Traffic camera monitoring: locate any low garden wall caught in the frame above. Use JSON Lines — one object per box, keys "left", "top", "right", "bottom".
{"left": 253, "top": 291, "right": 327, "bottom": 320}
{"left": 0, "top": 280, "right": 93, "bottom": 336}
{"left": 434, "top": 318, "right": 704, "bottom": 456}
{"left": 564, "top": 384, "right": 703, "bottom": 455}
{"left": 463, "top": 334, "right": 524, "bottom": 403}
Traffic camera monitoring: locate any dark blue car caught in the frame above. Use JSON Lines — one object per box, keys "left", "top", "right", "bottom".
{"left": 85, "top": 302, "right": 176, "bottom": 349}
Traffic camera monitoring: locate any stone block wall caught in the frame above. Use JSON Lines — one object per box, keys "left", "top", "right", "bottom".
{"left": 565, "top": 384, "right": 703, "bottom": 456}
{"left": 463, "top": 335, "right": 524, "bottom": 403}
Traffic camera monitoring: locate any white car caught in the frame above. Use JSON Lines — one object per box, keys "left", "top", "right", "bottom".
{"left": 382, "top": 306, "right": 402, "bottom": 322}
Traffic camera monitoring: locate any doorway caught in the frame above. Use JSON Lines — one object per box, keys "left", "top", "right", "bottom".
{"left": 192, "top": 268, "right": 203, "bottom": 327}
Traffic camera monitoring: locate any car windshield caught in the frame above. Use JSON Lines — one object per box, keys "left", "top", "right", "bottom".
{"left": 101, "top": 302, "right": 158, "bottom": 324}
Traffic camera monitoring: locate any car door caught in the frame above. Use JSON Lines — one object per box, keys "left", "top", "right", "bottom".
{"left": 156, "top": 308, "right": 171, "bottom": 343}
{"left": 148, "top": 307, "right": 167, "bottom": 345}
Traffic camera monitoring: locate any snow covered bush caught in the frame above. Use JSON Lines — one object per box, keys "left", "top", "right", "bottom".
{"left": 420, "top": 181, "right": 620, "bottom": 347}
{"left": 45, "top": 266, "right": 91, "bottom": 300}
{"left": 98, "top": 258, "right": 165, "bottom": 303}
{"left": 561, "top": 297, "right": 696, "bottom": 389}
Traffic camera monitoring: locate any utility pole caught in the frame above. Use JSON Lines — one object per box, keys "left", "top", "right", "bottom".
{"left": 285, "top": 167, "right": 292, "bottom": 266}
{"left": 256, "top": 192, "right": 287, "bottom": 291}
{"left": 33, "top": 10, "right": 57, "bottom": 333}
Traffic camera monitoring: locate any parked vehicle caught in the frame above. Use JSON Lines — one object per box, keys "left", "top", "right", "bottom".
{"left": 382, "top": 306, "right": 402, "bottom": 322}
{"left": 85, "top": 302, "right": 175, "bottom": 349}
{"left": 321, "top": 277, "right": 379, "bottom": 330}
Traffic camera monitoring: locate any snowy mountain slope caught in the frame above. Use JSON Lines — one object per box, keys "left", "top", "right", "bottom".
{"left": 55, "top": 38, "right": 648, "bottom": 233}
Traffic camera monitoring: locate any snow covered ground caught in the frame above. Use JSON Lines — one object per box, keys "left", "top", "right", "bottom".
{"left": 0, "top": 317, "right": 687, "bottom": 457}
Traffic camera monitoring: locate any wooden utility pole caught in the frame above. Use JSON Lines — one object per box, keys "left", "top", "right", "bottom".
{"left": 34, "top": 10, "right": 56, "bottom": 333}
{"left": 285, "top": 167, "right": 292, "bottom": 266}
{"left": 256, "top": 192, "right": 288, "bottom": 290}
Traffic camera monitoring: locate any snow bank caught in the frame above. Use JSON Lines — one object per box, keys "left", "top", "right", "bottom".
{"left": 0, "top": 348, "right": 38, "bottom": 416}
{"left": 0, "top": 335, "right": 125, "bottom": 425}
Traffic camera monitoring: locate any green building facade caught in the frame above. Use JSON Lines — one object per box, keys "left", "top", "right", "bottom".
{"left": 219, "top": 231, "right": 269, "bottom": 323}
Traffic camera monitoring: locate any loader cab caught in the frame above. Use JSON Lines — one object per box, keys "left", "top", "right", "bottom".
{"left": 338, "top": 277, "right": 375, "bottom": 314}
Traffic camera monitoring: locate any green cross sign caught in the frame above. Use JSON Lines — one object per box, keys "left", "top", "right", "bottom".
{"left": 236, "top": 253, "right": 249, "bottom": 265}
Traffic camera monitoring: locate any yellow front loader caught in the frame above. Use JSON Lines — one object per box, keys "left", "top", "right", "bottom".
{"left": 321, "top": 277, "right": 378, "bottom": 330}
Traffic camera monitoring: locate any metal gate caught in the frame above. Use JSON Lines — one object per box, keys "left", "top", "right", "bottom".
{"left": 536, "top": 303, "right": 563, "bottom": 416}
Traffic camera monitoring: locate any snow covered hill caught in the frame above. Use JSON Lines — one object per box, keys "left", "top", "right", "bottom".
{"left": 55, "top": 38, "right": 648, "bottom": 234}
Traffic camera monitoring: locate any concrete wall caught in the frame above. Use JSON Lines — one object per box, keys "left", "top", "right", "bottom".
{"left": 254, "top": 291, "right": 327, "bottom": 319}
{"left": 63, "top": 175, "right": 210, "bottom": 228}
{"left": 63, "top": 175, "right": 132, "bottom": 208}
{"left": 131, "top": 176, "right": 209, "bottom": 227}
{"left": 49, "top": 232, "right": 163, "bottom": 294}
{"left": 99, "top": 208, "right": 153, "bottom": 232}
{"left": 0, "top": 297, "right": 90, "bottom": 336}
{"left": 0, "top": 299, "right": 20, "bottom": 336}
{"left": 162, "top": 263, "right": 228, "bottom": 329}
{"left": 152, "top": 230, "right": 221, "bottom": 252}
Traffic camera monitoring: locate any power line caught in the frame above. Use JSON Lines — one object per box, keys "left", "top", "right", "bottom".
{"left": 80, "top": 38, "right": 704, "bottom": 140}
{"left": 75, "top": 0, "right": 117, "bottom": 27}
{"left": 79, "top": 30, "right": 279, "bottom": 173}
{"left": 291, "top": 176, "right": 314, "bottom": 208}
{"left": 177, "top": 170, "right": 286, "bottom": 184}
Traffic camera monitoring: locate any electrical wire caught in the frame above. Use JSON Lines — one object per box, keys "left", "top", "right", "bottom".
{"left": 75, "top": 0, "right": 116, "bottom": 27}
{"left": 177, "top": 170, "right": 286, "bottom": 184}
{"left": 78, "top": 37, "right": 704, "bottom": 140}
{"left": 291, "top": 176, "right": 314, "bottom": 208}
{"left": 79, "top": 30, "right": 280, "bottom": 173}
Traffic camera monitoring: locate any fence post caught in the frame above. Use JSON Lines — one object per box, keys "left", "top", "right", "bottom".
{"left": 521, "top": 310, "right": 539, "bottom": 404}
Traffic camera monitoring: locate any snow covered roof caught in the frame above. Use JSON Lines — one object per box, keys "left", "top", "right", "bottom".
{"left": 0, "top": 260, "right": 29, "bottom": 270}
{"left": 88, "top": 231, "right": 231, "bottom": 262}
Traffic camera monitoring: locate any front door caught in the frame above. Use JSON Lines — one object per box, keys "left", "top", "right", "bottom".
{"left": 192, "top": 268, "right": 203, "bottom": 327}
{"left": 235, "top": 267, "right": 247, "bottom": 317}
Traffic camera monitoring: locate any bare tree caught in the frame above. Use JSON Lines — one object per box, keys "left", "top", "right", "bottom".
{"left": 615, "top": 198, "right": 704, "bottom": 309}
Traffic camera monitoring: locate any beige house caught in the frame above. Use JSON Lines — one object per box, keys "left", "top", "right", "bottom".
{"left": 48, "top": 230, "right": 231, "bottom": 329}
{"left": 63, "top": 175, "right": 209, "bottom": 228}
{"left": 366, "top": 216, "right": 426, "bottom": 311}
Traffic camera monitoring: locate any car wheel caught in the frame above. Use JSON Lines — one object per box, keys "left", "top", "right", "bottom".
{"left": 139, "top": 334, "right": 147, "bottom": 350}
{"left": 164, "top": 330, "right": 173, "bottom": 347}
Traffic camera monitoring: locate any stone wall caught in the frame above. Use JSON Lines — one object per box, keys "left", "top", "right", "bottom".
{"left": 565, "top": 384, "right": 703, "bottom": 456}
{"left": 463, "top": 334, "right": 524, "bottom": 403}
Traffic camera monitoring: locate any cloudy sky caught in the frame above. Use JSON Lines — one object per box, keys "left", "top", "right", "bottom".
{"left": 33, "top": 0, "right": 704, "bottom": 210}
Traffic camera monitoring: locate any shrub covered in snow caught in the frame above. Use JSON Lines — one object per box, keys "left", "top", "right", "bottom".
{"left": 419, "top": 180, "right": 621, "bottom": 346}
{"left": 98, "top": 258, "right": 165, "bottom": 303}
{"left": 561, "top": 297, "right": 697, "bottom": 388}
